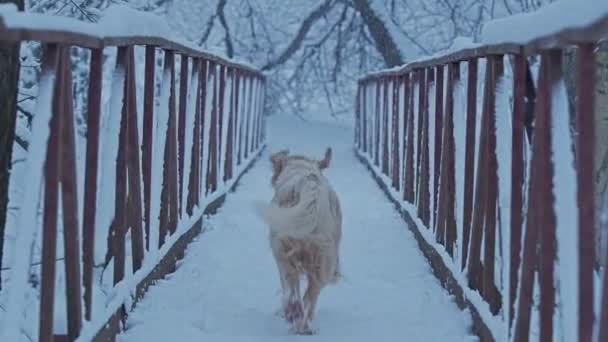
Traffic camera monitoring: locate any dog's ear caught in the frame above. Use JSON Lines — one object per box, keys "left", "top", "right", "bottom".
{"left": 271, "top": 149, "right": 289, "bottom": 173}
{"left": 318, "top": 147, "right": 332, "bottom": 170}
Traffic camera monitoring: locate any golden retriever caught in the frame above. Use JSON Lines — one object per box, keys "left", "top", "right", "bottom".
{"left": 254, "top": 147, "right": 342, "bottom": 334}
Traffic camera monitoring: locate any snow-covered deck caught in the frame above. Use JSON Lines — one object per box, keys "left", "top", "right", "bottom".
{"left": 116, "top": 117, "right": 475, "bottom": 341}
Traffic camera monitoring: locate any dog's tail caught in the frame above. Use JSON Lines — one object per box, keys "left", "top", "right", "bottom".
{"left": 254, "top": 176, "right": 326, "bottom": 239}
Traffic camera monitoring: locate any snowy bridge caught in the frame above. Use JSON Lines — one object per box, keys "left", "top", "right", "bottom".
{"left": 1, "top": 5, "right": 608, "bottom": 342}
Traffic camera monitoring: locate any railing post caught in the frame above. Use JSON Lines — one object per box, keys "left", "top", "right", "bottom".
{"left": 178, "top": 54, "right": 189, "bottom": 215}
{"left": 418, "top": 68, "right": 430, "bottom": 226}
{"left": 483, "top": 54, "right": 502, "bottom": 315}
{"left": 509, "top": 52, "right": 526, "bottom": 326}
{"left": 575, "top": 43, "right": 595, "bottom": 342}
{"left": 382, "top": 78, "right": 390, "bottom": 175}
{"left": 391, "top": 76, "right": 401, "bottom": 190}
{"left": 404, "top": 72, "right": 415, "bottom": 202}
{"left": 461, "top": 57, "right": 478, "bottom": 270}
{"left": 39, "top": 43, "right": 61, "bottom": 342}
{"left": 432, "top": 65, "right": 444, "bottom": 228}
{"left": 82, "top": 47, "right": 102, "bottom": 322}
{"left": 125, "top": 46, "right": 144, "bottom": 273}
{"left": 142, "top": 45, "right": 155, "bottom": 250}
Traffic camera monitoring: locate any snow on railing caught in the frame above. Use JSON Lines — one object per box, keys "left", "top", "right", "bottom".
{"left": 0, "top": 5, "right": 266, "bottom": 342}
{"left": 354, "top": 9, "right": 608, "bottom": 342}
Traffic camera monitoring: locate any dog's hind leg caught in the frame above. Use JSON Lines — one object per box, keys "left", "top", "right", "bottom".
{"left": 298, "top": 275, "right": 321, "bottom": 335}
{"left": 283, "top": 268, "right": 303, "bottom": 324}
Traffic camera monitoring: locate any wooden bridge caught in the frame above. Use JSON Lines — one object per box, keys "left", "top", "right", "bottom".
{"left": 0, "top": 5, "right": 607, "bottom": 342}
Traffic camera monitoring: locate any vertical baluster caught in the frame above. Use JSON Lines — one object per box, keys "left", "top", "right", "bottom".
{"left": 125, "top": 47, "right": 144, "bottom": 273}
{"left": 391, "top": 76, "right": 401, "bottom": 190}
{"left": 207, "top": 62, "right": 218, "bottom": 192}
{"left": 433, "top": 65, "right": 444, "bottom": 228}
{"left": 419, "top": 68, "right": 430, "bottom": 226}
{"left": 509, "top": 53, "right": 526, "bottom": 326}
{"left": 484, "top": 55, "right": 502, "bottom": 314}
{"left": 82, "top": 48, "right": 102, "bottom": 321}
{"left": 187, "top": 59, "right": 204, "bottom": 215}
{"left": 112, "top": 46, "right": 128, "bottom": 285}
{"left": 404, "top": 73, "right": 415, "bottom": 202}
{"left": 159, "top": 50, "right": 176, "bottom": 246}
{"left": 177, "top": 55, "right": 189, "bottom": 215}
{"left": 575, "top": 43, "right": 595, "bottom": 342}
{"left": 468, "top": 57, "right": 491, "bottom": 290}
{"left": 142, "top": 45, "right": 155, "bottom": 251}
{"left": 461, "top": 57, "right": 478, "bottom": 270}
{"left": 224, "top": 67, "right": 235, "bottom": 181}
{"left": 58, "top": 47, "right": 83, "bottom": 340}
{"left": 382, "top": 78, "right": 390, "bottom": 175}
{"left": 374, "top": 80, "right": 381, "bottom": 167}
{"left": 233, "top": 69, "right": 241, "bottom": 167}
{"left": 39, "top": 43, "right": 61, "bottom": 342}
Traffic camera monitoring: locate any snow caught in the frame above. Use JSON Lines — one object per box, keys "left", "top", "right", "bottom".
{"left": 0, "top": 56, "right": 58, "bottom": 342}
{"left": 481, "top": 0, "right": 608, "bottom": 45}
{"left": 116, "top": 116, "right": 476, "bottom": 341}
{"left": 493, "top": 63, "right": 512, "bottom": 336}
{"left": 550, "top": 74, "right": 579, "bottom": 342}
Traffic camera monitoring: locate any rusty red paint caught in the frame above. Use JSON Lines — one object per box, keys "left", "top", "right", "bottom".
{"left": 112, "top": 46, "right": 129, "bottom": 285}
{"left": 433, "top": 65, "right": 444, "bottom": 229}
{"left": 467, "top": 58, "right": 491, "bottom": 291}
{"left": 575, "top": 43, "right": 595, "bottom": 342}
{"left": 125, "top": 47, "right": 144, "bottom": 273}
{"left": 382, "top": 78, "right": 390, "bottom": 176}
{"left": 418, "top": 69, "right": 430, "bottom": 226}
{"left": 374, "top": 80, "right": 381, "bottom": 167}
{"left": 178, "top": 55, "right": 189, "bottom": 215}
{"left": 159, "top": 50, "right": 176, "bottom": 246}
{"left": 142, "top": 45, "right": 155, "bottom": 251}
{"left": 461, "top": 57, "right": 478, "bottom": 270}
{"left": 224, "top": 67, "right": 235, "bottom": 181}
{"left": 404, "top": 73, "right": 415, "bottom": 203}
{"left": 82, "top": 48, "right": 102, "bottom": 321}
{"left": 509, "top": 53, "right": 526, "bottom": 326}
{"left": 39, "top": 43, "right": 61, "bottom": 342}
{"left": 58, "top": 47, "right": 83, "bottom": 340}
{"left": 391, "top": 76, "right": 401, "bottom": 190}
{"left": 483, "top": 55, "right": 502, "bottom": 314}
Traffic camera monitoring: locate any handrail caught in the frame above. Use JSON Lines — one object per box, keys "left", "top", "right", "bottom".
{"left": 0, "top": 5, "right": 263, "bottom": 76}
{"left": 359, "top": 7, "right": 608, "bottom": 82}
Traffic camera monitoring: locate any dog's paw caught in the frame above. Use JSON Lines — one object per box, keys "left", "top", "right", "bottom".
{"left": 290, "top": 321, "right": 317, "bottom": 335}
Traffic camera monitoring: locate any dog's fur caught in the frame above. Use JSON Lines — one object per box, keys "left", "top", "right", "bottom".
{"left": 254, "top": 147, "right": 342, "bottom": 334}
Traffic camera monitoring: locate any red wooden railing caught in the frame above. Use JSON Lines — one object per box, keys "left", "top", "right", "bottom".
{"left": 0, "top": 8, "right": 266, "bottom": 342}
{"left": 355, "top": 13, "right": 608, "bottom": 342}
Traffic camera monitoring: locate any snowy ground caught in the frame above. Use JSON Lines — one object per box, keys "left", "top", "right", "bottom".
{"left": 117, "top": 116, "right": 476, "bottom": 342}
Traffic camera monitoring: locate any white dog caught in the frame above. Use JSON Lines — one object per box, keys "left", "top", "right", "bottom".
{"left": 254, "top": 148, "right": 342, "bottom": 334}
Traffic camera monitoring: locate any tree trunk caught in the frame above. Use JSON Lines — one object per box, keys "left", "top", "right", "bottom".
{"left": 0, "top": 0, "right": 24, "bottom": 291}
{"left": 351, "top": 0, "right": 403, "bottom": 67}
